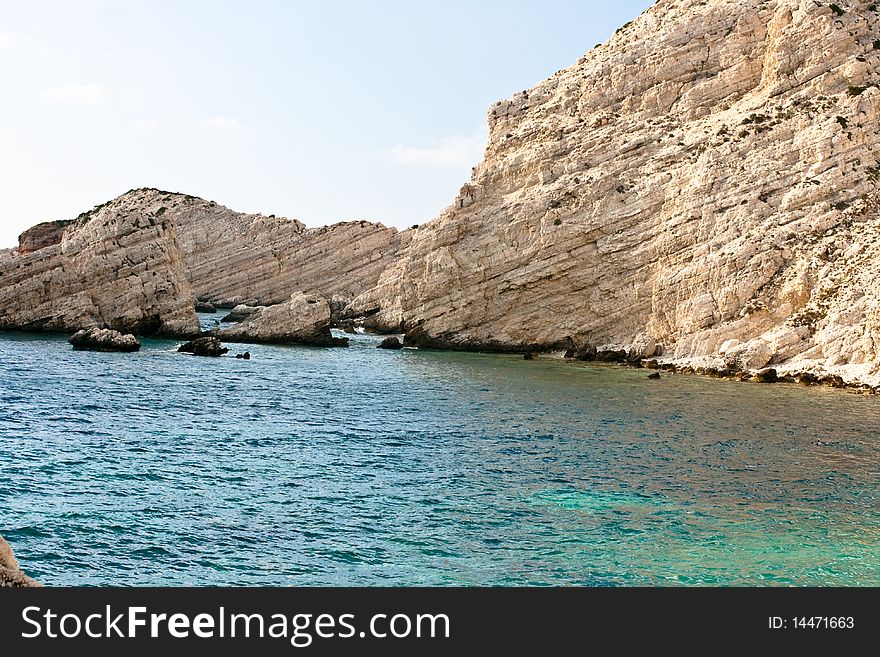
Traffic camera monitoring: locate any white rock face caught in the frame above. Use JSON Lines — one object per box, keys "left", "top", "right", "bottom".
{"left": 352, "top": 0, "right": 880, "bottom": 385}
{"left": 0, "top": 204, "right": 199, "bottom": 337}
{"left": 87, "top": 188, "right": 407, "bottom": 306}
{"left": 214, "top": 292, "right": 346, "bottom": 346}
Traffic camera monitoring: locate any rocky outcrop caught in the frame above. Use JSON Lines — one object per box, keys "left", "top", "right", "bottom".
{"left": 220, "top": 304, "right": 260, "bottom": 323}
{"left": 194, "top": 301, "right": 216, "bottom": 313}
{"left": 214, "top": 292, "right": 348, "bottom": 347}
{"left": 351, "top": 0, "right": 880, "bottom": 386}
{"left": 78, "top": 188, "right": 407, "bottom": 307}
{"left": 17, "top": 220, "right": 73, "bottom": 255}
{"left": 178, "top": 336, "right": 229, "bottom": 357}
{"left": 377, "top": 336, "right": 403, "bottom": 350}
{"left": 0, "top": 535, "right": 40, "bottom": 587}
{"left": 0, "top": 202, "right": 200, "bottom": 337}
{"left": 69, "top": 328, "right": 141, "bottom": 352}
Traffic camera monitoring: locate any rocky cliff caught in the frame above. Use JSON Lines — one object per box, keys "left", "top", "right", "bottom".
{"left": 88, "top": 188, "right": 406, "bottom": 307}
{"left": 351, "top": 0, "right": 880, "bottom": 385}
{"left": 0, "top": 202, "right": 199, "bottom": 336}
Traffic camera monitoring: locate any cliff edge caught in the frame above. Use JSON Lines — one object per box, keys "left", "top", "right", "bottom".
{"left": 350, "top": 0, "right": 880, "bottom": 385}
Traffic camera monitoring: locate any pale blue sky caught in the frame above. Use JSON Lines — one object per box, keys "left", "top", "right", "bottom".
{"left": 0, "top": 0, "right": 654, "bottom": 246}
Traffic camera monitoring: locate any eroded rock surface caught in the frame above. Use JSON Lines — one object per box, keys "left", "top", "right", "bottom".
{"left": 214, "top": 292, "right": 348, "bottom": 347}
{"left": 0, "top": 203, "right": 200, "bottom": 337}
{"left": 69, "top": 328, "right": 141, "bottom": 352}
{"left": 351, "top": 0, "right": 880, "bottom": 386}
{"left": 80, "top": 188, "right": 407, "bottom": 307}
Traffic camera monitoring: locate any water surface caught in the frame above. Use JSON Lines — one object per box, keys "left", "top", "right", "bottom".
{"left": 1, "top": 321, "right": 879, "bottom": 585}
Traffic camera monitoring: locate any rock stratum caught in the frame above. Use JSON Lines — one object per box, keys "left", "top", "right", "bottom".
{"left": 350, "top": 0, "right": 880, "bottom": 386}
{"left": 84, "top": 188, "right": 406, "bottom": 307}
{"left": 0, "top": 202, "right": 199, "bottom": 337}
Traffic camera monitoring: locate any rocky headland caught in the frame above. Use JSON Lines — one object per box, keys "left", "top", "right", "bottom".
{"left": 347, "top": 0, "right": 880, "bottom": 388}
{"left": 85, "top": 188, "right": 407, "bottom": 308}
{"left": 3, "top": 0, "right": 880, "bottom": 389}
{"left": 0, "top": 200, "right": 199, "bottom": 337}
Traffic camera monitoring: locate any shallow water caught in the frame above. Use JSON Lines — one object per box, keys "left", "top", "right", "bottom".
{"left": 1, "top": 319, "right": 879, "bottom": 586}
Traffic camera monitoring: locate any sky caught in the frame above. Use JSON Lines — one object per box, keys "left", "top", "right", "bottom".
{"left": 0, "top": 0, "right": 654, "bottom": 247}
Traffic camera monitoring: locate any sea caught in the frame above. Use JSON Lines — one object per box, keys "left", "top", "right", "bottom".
{"left": 1, "top": 313, "right": 879, "bottom": 586}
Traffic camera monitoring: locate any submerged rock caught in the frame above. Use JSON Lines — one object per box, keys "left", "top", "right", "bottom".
{"left": 234, "top": 351, "right": 251, "bottom": 359}
{"left": 647, "top": 372, "right": 661, "bottom": 380}
{"left": 178, "top": 336, "right": 229, "bottom": 357}
{"left": 0, "top": 535, "right": 40, "bottom": 587}
{"left": 68, "top": 328, "right": 141, "bottom": 352}
{"left": 378, "top": 336, "right": 404, "bottom": 350}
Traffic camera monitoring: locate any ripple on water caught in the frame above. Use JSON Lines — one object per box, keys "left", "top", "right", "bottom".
{"left": 2, "top": 328, "right": 880, "bottom": 585}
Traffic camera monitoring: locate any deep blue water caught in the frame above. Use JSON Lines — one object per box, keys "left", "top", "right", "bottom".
{"left": 2, "top": 318, "right": 880, "bottom": 586}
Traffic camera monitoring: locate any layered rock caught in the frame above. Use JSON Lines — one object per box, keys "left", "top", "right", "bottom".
{"left": 0, "top": 535, "right": 40, "bottom": 587}
{"left": 214, "top": 292, "right": 348, "bottom": 347}
{"left": 78, "top": 188, "right": 407, "bottom": 307}
{"left": 17, "top": 220, "right": 73, "bottom": 255}
{"left": 69, "top": 328, "right": 141, "bottom": 352}
{"left": 0, "top": 202, "right": 200, "bottom": 337}
{"left": 351, "top": 0, "right": 880, "bottom": 386}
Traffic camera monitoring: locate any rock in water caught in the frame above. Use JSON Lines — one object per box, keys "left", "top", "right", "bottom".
{"left": 214, "top": 292, "right": 348, "bottom": 347}
{"left": 220, "top": 304, "right": 260, "bottom": 323}
{"left": 69, "top": 328, "right": 141, "bottom": 352}
{"left": 178, "top": 336, "right": 229, "bottom": 357}
{"left": 0, "top": 535, "right": 40, "bottom": 587}
{"left": 647, "top": 372, "right": 662, "bottom": 380}
{"left": 0, "top": 200, "right": 199, "bottom": 337}
{"left": 346, "top": 1, "right": 880, "bottom": 388}
{"left": 754, "top": 368, "right": 778, "bottom": 383}
{"left": 234, "top": 351, "right": 251, "bottom": 359}
{"left": 377, "top": 336, "right": 403, "bottom": 350}
{"left": 194, "top": 301, "right": 216, "bottom": 313}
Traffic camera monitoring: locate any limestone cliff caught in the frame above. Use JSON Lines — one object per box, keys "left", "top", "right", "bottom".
{"left": 89, "top": 188, "right": 406, "bottom": 306}
{"left": 0, "top": 203, "right": 199, "bottom": 336}
{"left": 351, "top": 0, "right": 880, "bottom": 385}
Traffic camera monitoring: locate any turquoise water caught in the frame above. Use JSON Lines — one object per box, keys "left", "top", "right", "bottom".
{"left": 1, "top": 318, "right": 880, "bottom": 586}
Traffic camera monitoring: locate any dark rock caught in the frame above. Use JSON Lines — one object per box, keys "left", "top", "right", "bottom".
{"left": 68, "top": 328, "right": 141, "bottom": 352}
{"left": 522, "top": 352, "right": 534, "bottom": 360}
{"left": 195, "top": 301, "right": 216, "bottom": 313}
{"left": 178, "top": 336, "right": 229, "bottom": 357}
{"left": 817, "top": 374, "right": 845, "bottom": 388}
{"left": 336, "top": 321, "right": 357, "bottom": 334}
{"left": 378, "top": 336, "right": 403, "bottom": 350}
{"left": 234, "top": 352, "right": 251, "bottom": 360}
{"left": 797, "top": 372, "right": 818, "bottom": 386}
{"left": 595, "top": 349, "right": 628, "bottom": 363}
{"left": 647, "top": 372, "right": 661, "bottom": 379}
{"left": 564, "top": 343, "right": 598, "bottom": 360}
{"left": 644, "top": 359, "right": 660, "bottom": 369}
{"left": 754, "top": 368, "right": 778, "bottom": 383}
